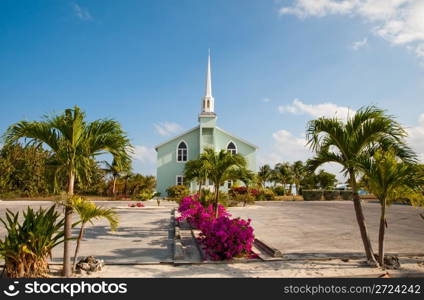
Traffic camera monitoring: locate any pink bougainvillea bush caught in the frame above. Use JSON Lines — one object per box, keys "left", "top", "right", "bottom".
{"left": 176, "top": 196, "right": 256, "bottom": 260}
{"left": 198, "top": 216, "right": 255, "bottom": 260}
{"left": 177, "top": 196, "right": 230, "bottom": 229}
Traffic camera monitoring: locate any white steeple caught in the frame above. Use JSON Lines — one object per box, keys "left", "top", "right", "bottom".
{"left": 201, "top": 49, "right": 215, "bottom": 114}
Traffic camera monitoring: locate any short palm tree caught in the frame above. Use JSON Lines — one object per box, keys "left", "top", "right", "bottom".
{"left": 4, "top": 106, "right": 132, "bottom": 276}
{"left": 357, "top": 148, "right": 422, "bottom": 267}
{"left": 273, "top": 162, "right": 292, "bottom": 194}
{"left": 70, "top": 197, "right": 118, "bottom": 271}
{"left": 200, "top": 148, "right": 246, "bottom": 216}
{"left": 184, "top": 159, "right": 208, "bottom": 195}
{"left": 230, "top": 167, "right": 255, "bottom": 189}
{"left": 306, "top": 106, "right": 415, "bottom": 266}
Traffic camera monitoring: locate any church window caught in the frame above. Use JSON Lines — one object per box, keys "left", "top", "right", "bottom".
{"left": 227, "top": 141, "right": 237, "bottom": 155}
{"left": 177, "top": 141, "right": 188, "bottom": 162}
{"left": 207, "top": 100, "right": 210, "bottom": 109}
{"left": 176, "top": 175, "right": 184, "bottom": 186}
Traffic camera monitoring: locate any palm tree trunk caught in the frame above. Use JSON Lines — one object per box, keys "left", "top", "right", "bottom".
{"left": 73, "top": 224, "right": 85, "bottom": 271}
{"left": 350, "top": 172, "right": 379, "bottom": 267}
{"left": 378, "top": 199, "right": 386, "bottom": 268}
{"left": 112, "top": 177, "right": 117, "bottom": 196}
{"left": 63, "top": 170, "right": 74, "bottom": 277}
{"left": 214, "top": 184, "right": 220, "bottom": 218}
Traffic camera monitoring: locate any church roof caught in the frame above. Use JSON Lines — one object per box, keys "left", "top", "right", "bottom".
{"left": 154, "top": 126, "right": 199, "bottom": 150}
{"left": 154, "top": 125, "right": 258, "bottom": 151}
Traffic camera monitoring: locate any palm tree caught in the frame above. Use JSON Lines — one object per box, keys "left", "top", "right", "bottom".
{"left": 291, "top": 161, "right": 306, "bottom": 195}
{"left": 103, "top": 157, "right": 131, "bottom": 196}
{"left": 200, "top": 148, "right": 246, "bottom": 216}
{"left": 357, "top": 148, "right": 421, "bottom": 267}
{"left": 230, "top": 167, "right": 255, "bottom": 189}
{"left": 70, "top": 197, "right": 118, "bottom": 271}
{"left": 306, "top": 106, "right": 415, "bottom": 266}
{"left": 273, "top": 162, "right": 292, "bottom": 194}
{"left": 184, "top": 159, "right": 208, "bottom": 195}
{"left": 4, "top": 106, "right": 132, "bottom": 276}
{"left": 257, "top": 164, "right": 272, "bottom": 188}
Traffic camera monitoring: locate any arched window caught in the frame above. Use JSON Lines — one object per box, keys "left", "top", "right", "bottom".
{"left": 177, "top": 141, "right": 188, "bottom": 162}
{"left": 207, "top": 100, "right": 210, "bottom": 109}
{"left": 227, "top": 141, "right": 237, "bottom": 155}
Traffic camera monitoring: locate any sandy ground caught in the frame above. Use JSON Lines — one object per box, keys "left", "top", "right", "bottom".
{"left": 49, "top": 257, "right": 424, "bottom": 278}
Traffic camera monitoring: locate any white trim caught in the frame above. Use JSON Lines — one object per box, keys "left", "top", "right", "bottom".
{"left": 176, "top": 140, "right": 189, "bottom": 163}
{"left": 215, "top": 126, "right": 259, "bottom": 149}
{"left": 155, "top": 126, "right": 199, "bottom": 150}
{"left": 226, "top": 140, "right": 238, "bottom": 154}
{"left": 176, "top": 175, "right": 184, "bottom": 186}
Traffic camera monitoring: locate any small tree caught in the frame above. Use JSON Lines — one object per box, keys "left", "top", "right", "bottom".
{"left": 184, "top": 159, "right": 208, "bottom": 195}
{"left": 70, "top": 197, "right": 118, "bottom": 271}
{"left": 200, "top": 148, "right": 246, "bottom": 216}
{"left": 357, "top": 149, "right": 422, "bottom": 267}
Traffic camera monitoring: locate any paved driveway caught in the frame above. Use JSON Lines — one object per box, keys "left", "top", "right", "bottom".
{"left": 0, "top": 200, "right": 177, "bottom": 264}
{"left": 229, "top": 201, "right": 424, "bottom": 256}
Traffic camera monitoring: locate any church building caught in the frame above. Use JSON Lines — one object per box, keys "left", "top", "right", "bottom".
{"left": 155, "top": 53, "right": 257, "bottom": 196}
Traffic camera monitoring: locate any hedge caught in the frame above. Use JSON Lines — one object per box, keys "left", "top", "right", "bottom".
{"left": 340, "top": 190, "right": 353, "bottom": 200}
{"left": 323, "top": 190, "right": 339, "bottom": 200}
{"left": 302, "top": 190, "right": 323, "bottom": 201}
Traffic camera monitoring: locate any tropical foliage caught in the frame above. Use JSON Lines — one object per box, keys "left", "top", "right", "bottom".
{"left": 305, "top": 105, "right": 416, "bottom": 266}
{"left": 70, "top": 196, "right": 118, "bottom": 271}
{"left": 3, "top": 106, "right": 132, "bottom": 276}
{"left": 0, "top": 206, "right": 66, "bottom": 277}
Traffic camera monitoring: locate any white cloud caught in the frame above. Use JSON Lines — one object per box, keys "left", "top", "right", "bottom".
{"left": 72, "top": 3, "right": 93, "bottom": 21}
{"left": 153, "top": 122, "right": 183, "bottom": 136}
{"left": 262, "top": 98, "right": 271, "bottom": 103}
{"left": 132, "top": 145, "right": 156, "bottom": 164}
{"left": 406, "top": 113, "right": 424, "bottom": 161}
{"left": 280, "top": 0, "right": 424, "bottom": 62}
{"left": 352, "top": 37, "right": 368, "bottom": 50}
{"left": 278, "top": 99, "right": 355, "bottom": 119}
{"left": 258, "top": 129, "right": 345, "bottom": 181}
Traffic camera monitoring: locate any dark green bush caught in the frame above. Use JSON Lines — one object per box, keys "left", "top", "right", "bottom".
{"left": 302, "top": 190, "right": 323, "bottom": 201}
{"left": 273, "top": 186, "right": 285, "bottom": 196}
{"left": 324, "top": 190, "right": 339, "bottom": 200}
{"left": 340, "top": 190, "right": 353, "bottom": 200}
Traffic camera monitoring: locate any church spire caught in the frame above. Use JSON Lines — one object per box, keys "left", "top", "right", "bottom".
{"left": 201, "top": 49, "right": 215, "bottom": 114}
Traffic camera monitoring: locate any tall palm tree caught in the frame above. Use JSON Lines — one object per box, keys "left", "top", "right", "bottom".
{"left": 306, "top": 106, "right": 415, "bottom": 266}
{"left": 4, "top": 106, "right": 132, "bottom": 276}
{"left": 229, "top": 167, "right": 255, "bottom": 188}
{"left": 257, "top": 164, "right": 272, "bottom": 188}
{"left": 184, "top": 159, "right": 208, "bottom": 195}
{"left": 71, "top": 197, "right": 118, "bottom": 271}
{"left": 357, "top": 148, "right": 421, "bottom": 267}
{"left": 273, "top": 162, "right": 292, "bottom": 194}
{"left": 200, "top": 148, "right": 246, "bottom": 216}
{"left": 103, "top": 157, "right": 131, "bottom": 196}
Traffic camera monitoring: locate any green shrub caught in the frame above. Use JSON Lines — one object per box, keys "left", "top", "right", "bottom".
{"left": 340, "top": 190, "right": 353, "bottom": 200}
{"left": 256, "top": 189, "right": 275, "bottom": 201}
{"left": 0, "top": 205, "right": 65, "bottom": 278}
{"left": 302, "top": 190, "right": 323, "bottom": 201}
{"left": 323, "top": 190, "right": 339, "bottom": 200}
{"left": 273, "top": 186, "right": 285, "bottom": 196}
{"left": 166, "top": 185, "right": 189, "bottom": 200}
{"left": 136, "top": 190, "right": 155, "bottom": 201}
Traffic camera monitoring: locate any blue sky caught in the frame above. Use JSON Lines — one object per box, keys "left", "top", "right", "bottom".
{"left": 1, "top": 0, "right": 424, "bottom": 177}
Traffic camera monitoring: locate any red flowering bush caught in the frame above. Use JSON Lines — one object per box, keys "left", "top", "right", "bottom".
{"left": 177, "top": 196, "right": 230, "bottom": 228}
{"left": 177, "top": 196, "right": 255, "bottom": 260}
{"left": 198, "top": 216, "right": 255, "bottom": 260}
{"left": 128, "top": 202, "right": 144, "bottom": 208}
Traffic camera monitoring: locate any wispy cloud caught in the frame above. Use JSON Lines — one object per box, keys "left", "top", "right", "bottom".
{"left": 262, "top": 98, "right": 271, "bottom": 103}
{"left": 352, "top": 37, "right": 368, "bottom": 50}
{"left": 279, "top": 0, "right": 424, "bottom": 63}
{"left": 72, "top": 2, "right": 93, "bottom": 21}
{"left": 278, "top": 99, "right": 355, "bottom": 120}
{"left": 153, "top": 122, "right": 183, "bottom": 136}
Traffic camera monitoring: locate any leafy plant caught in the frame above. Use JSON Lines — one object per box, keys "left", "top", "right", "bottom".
{"left": 166, "top": 185, "right": 189, "bottom": 200}
{"left": 70, "top": 196, "right": 118, "bottom": 271}
{"left": 0, "top": 205, "right": 66, "bottom": 277}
